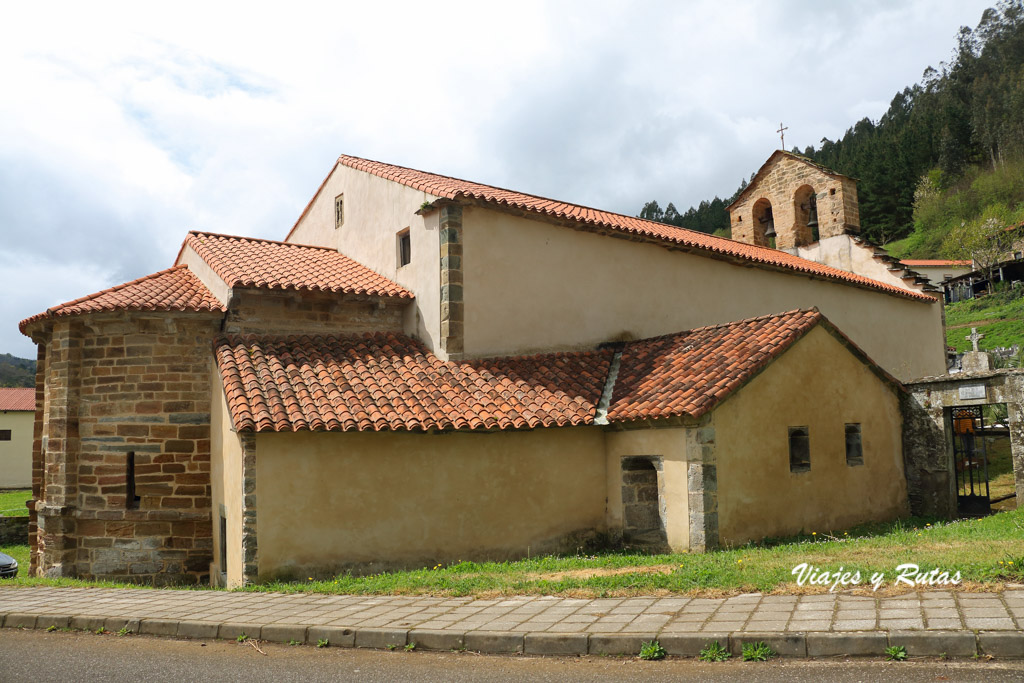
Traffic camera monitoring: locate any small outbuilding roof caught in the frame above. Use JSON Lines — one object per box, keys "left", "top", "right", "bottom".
{"left": 19, "top": 265, "right": 225, "bottom": 334}
{"left": 181, "top": 231, "right": 413, "bottom": 299}
{"left": 216, "top": 309, "right": 901, "bottom": 434}
{"left": 216, "top": 333, "right": 612, "bottom": 432}
{"left": 0, "top": 387, "right": 35, "bottom": 411}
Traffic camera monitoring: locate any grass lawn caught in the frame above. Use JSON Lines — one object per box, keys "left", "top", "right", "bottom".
{"left": 0, "top": 489, "right": 30, "bottom": 517}
{"left": 4, "top": 509, "right": 1022, "bottom": 597}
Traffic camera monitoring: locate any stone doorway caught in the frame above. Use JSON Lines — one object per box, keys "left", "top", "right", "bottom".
{"left": 904, "top": 371, "right": 1023, "bottom": 519}
{"left": 620, "top": 456, "right": 667, "bottom": 548}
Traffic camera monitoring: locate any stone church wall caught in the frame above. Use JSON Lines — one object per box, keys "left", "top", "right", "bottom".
{"left": 31, "top": 312, "right": 222, "bottom": 584}
{"left": 223, "top": 289, "right": 405, "bottom": 337}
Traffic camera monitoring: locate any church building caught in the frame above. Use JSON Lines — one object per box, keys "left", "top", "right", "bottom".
{"left": 20, "top": 152, "right": 945, "bottom": 586}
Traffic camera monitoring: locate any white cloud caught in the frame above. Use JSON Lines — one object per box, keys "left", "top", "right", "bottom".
{"left": 0, "top": 0, "right": 994, "bottom": 357}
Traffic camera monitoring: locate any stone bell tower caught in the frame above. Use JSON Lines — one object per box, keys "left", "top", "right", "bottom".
{"left": 726, "top": 150, "right": 860, "bottom": 251}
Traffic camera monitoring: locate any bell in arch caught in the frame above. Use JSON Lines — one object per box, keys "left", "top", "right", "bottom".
{"left": 806, "top": 193, "right": 818, "bottom": 229}
{"left": 759, "top": 206, "right": 775, "bottom": 238}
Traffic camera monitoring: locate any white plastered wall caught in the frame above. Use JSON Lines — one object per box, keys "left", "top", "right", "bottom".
{"left": 286, "top": 164, "right": 442, "bottom": 352}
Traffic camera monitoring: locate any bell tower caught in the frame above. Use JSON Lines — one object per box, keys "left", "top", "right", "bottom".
{"left": 726, "top": 151, "right": 860, "bottom": 252}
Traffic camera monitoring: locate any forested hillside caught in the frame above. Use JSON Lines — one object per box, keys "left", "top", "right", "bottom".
{"left": 0, "top": 353, "right": 35, "bottom": 388}
{"left": 640, "top": 1, "right": 1024, "bottom": 253}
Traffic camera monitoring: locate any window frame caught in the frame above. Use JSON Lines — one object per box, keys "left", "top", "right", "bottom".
{"left": 0, "top": 429, "right": 11, "bottom": 441}
{"left": 397, "top": 228, "right": 411, "bottom": 267}
{"left": 334, "top": 194, "right": 344, "bottom": 229}
{"left": 788, "top": 426, "right": 810, "bottom": 473}
{"left": 845, "top": 423, "right": 864, "bottom": 466}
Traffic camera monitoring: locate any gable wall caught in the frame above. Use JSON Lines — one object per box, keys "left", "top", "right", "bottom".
{"left": 287, "top": 164, "right": 442, "bottom": 352}
{"left": 712, "top": 325, "right": 908, "bottom": 545}
{"left": 461, "top": 206, "right": 945, "bottom": 381}
{"left": 729, "top": 155, "right": 859, "bottom": 250}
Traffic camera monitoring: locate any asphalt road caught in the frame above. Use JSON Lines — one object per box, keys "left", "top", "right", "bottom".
{"left": 2, "top": 630, "right": 1024, "bottom": 682}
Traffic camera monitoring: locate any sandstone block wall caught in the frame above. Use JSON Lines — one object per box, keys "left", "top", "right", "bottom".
{"left": 223, "top": 290, "right": 404, "bottom": 337}
{"left": 31, "top": 312, "right": 221, "bottom": 584}
{"left": 729, "top": 154, "right": 860, "bottom": 250}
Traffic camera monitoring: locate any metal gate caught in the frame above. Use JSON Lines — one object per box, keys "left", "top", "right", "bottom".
{"left": 952, "top": 405, "right": 991, "bottom": 516}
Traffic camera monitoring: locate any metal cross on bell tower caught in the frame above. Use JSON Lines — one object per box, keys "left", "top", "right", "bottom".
{"left": 777, "top": 122, "right": 788, "bottom": 149}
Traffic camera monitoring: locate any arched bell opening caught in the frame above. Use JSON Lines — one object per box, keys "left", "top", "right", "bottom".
{"left": 793, "top": 185, "right": 819, "bottom": 246}
{"left": 752, "top": 198, "right": 776, "bottom": 249}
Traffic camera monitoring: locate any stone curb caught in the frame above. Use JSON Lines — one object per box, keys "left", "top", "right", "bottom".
{"left": 2, "top": 612, "right": 1023, "bottom": 659}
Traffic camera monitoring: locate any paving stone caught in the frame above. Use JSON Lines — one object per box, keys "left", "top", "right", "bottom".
{"left": 964, "top": 618, "right": 1017, "bottom": 630}
{"left": 786, "top": 621, "right": 830, "bottom": 631}
{"left": 4, "top": 613, "right": 38, "bottom": 629}
{"left": 588, "top": 633, "right": 654, "bottom": 655}
{"left": 524, "top": 633, "right": 588, "bottom": 655}
{"left": 806, "top": 632, "right": 888, "bottom": 657}
{"left": 34, "top": 614, "right": 72, "bottom": 630}
{"left": 103, "top": 618, "right": 141, "bottom": 635}
{"left": 176, "top": 621, "right": 219, "bottom": 639}
{"left": 878, "top": 619, "right": 923, "bottom": 630}
{"left": 406, "top": 629, "right": 463, "bottom": 651}
{"left": 659, "top": 632, "right": 731, "bottom": 656}
{"left": 730, "top": 632, "right": 806, "bottom": 657}
{"left": 139, "top": 619, "right": 179, "bottom": 636}
{"left": 355, "top": 627, "right": 407, "bottom": 649}
{"left": 889, "top": 630, "right": 976, "bottom": 657}
{"left": 464, "top": 631, "right": 524, "bottom": 653}
{"left": 307, "top": 626, "right": 356, "bottom": 648}
{"left": 833, "top": 619, "right": 876, "bottom": 630}
{"left": 742, "top": 620, "right": 787, "bottom": 631}
{"left": 70, "top": 615, "right": 109, "bottom": 632}
{"left": 925, "top": 618, "right": 963, "bottom": 629}
{"left": 218, "top": 623, "right": 261, "bottom": 640}
{"left": 978, "top": 631, "right": 1024, "bottom": 658}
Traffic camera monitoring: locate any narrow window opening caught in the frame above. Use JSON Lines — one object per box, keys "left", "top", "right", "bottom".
{"left": 219, "top": 510, "right": 228, "bottom": 574}
{"left": 0, "top": 429, "right": 11, "bottom": 441}
{"left": 789, "top": 427, "right": 810, "bottom": 473}
{"left": 845, "top": 423, "right": 863, "bottom": 466}
{"left": 126, "top": 451, "right": 140, "bottom": 509}
{"left": 334, "top": 194, "right": 344, "bottom": 228}
{"left": 398, "top": 229, "right": 411, "bottom": 267}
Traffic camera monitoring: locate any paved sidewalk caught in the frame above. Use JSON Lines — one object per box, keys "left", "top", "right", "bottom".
{"left": 1, "top": 587, "right": 1023, "bottom": 658}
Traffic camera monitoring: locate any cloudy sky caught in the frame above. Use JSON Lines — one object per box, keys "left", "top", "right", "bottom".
{"left": 0, "top": 0, "right": 993, "bottom": 357}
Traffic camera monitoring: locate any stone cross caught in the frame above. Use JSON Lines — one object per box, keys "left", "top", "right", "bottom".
{"left": 777, "top": 122, "right": 788, "bottom": 149}
{"left": 966, "top": 327, "right": 984, "bottom": 352}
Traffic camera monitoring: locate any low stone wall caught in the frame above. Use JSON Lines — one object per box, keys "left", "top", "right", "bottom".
{"left": 0, "top": 516, "right": 29, "bottom": 545}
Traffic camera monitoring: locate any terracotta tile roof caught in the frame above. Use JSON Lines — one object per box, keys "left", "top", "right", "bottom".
{"left": 184, "top": 231, "right": 412, "bottom": 299}
{"left": 608, "top": 309, "right": 860, "bottom": 422}
{"left": 900, "top": 259, "right": 972, "bottom": 267}
{"left": 19, "top": 265, "right": 225, "bottom": 333}
{"left": 0, "top": 388, "right": 35, "bottom": 411}
{"left": 216, "top": 333, "right": 611, "bottom": 433}
{"left": 309, "top": 155, "right": 933, "bottom": 303}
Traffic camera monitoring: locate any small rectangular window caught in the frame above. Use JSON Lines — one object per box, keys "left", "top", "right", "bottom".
{"left": 334, "top": 194, "right": 344, "bottom": 229}
{"left": 126, "top": 452, "right": 140, "bottom": 509}
{"left": 845, "top": 423, "right": 863, "bottom": 466}
{"left": 788, "top": 427, "right": 810, "bottom": 473}
{"left": 0, "top": 430, "right": 11, "bottom": 441}
{"left": 398, "top": 229, "right": 411, "bottom": 267}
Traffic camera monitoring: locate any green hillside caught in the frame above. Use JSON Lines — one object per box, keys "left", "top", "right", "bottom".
{"left": 945, "top": 287, "right": 1024, "bottom": 354}
{"left": 0, "top": 353, "right": 35, "bottom": 388}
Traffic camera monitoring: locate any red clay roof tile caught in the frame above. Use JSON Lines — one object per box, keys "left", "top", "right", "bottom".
{"left": 0, "top": 388, "right": 35, "bottom": 411}
{"left": 608, "top": 309, "right": 828, "bottom": 422}
{"left": 216, "top": 333, "right": 611, "bottom": 433}
{"left": 215, "top": 309, "right": 897, "bottom": 433}
{"left": 184, "top": 231, "right": 413, "bottom": 299}
{"left": 19, "top": 265, "right": 225, "bottom": 334}
{"left": 308, "top": 155, "right": 935, "bottom": 303}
